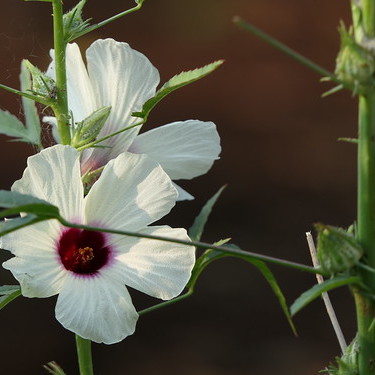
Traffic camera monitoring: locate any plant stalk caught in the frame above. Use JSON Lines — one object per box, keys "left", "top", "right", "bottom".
{"left": 75, "top": 335, "right": 94, "bottom": 375}
{"left": 353, "top": 0, "right": 375, "bottom": 372}
{"left": 355, "top": 92, "right": 375, "bottom": 375}
{"left": 52, "top": 0, "right": 71, "bottom": 145}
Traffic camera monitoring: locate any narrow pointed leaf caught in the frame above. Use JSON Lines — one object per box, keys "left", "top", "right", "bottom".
{"left": 0, "top": 215, "right": 45, "bottom": 237}
{"left": 0, "top": 285, "right": 21, "bottom": 310}
{"left": 290, "top": 275, "right": 360, "bottom": 316}
{"left": 20, "top": 60, "right": 42, "bottom": 146}
{"left": 189, "top": 185, "right": 226, "bottom": 241}
{"left": 133, "top": 60, "right": 224, "bottom": 120}
{"left": 189, "top": 242, "right": 296, "bottom": 334}
{"left": 0, "top": 190, "right": 60, "bottom": 219}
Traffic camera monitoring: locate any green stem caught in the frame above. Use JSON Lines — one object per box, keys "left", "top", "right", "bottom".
{"left": 139, "top": 290, "right": 193, "bottom": 315}
{"left": 361, "top": 0, "right": 375, "bottom": 37}
{"left": 52, "top": 0, "right": 71, "bottom": 145}
{"left": 0, "top": 83, "right": 49, "bottom": 105}
{"left": 355, "top": 93, "right": 375, "bottom": 375}
{"left": 57, "top": 217, "right": 322, "bottom": 275}
{"left": 75, "top": 335, "right": 94, "bottom": 375}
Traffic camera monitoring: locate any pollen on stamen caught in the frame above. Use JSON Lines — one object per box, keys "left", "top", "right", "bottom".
{"left": 57, "top": 228, "right": 111, "bottom": 275}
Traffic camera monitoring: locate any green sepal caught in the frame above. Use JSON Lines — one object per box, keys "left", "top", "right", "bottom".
{"left": 63, "top": 0, "right": 92, "bottom": 43}
{"left": 290, "top": 275, "right": 360, "bottom": 316}
{"left": 43, "top": 362, "right": 67, "bottom": 375}
{"left": 322, "top": 336, "right": 359, "bottom": 375}
{"left": 24, "top": 60, "right": 56, "bottom": 101}
{"left": 71, "top": 106, "right": 111, "bottom": 148}
{"left": 0, "top": 285, "right": 21, "bottom": 311}
{"left": 188, "top": 186, "right": 226, "bottom": 241}
{"left": 133, "top": 60, "right": 224, "bottom": 120}
{"left": 315, "top": 224, "right": 363, "bottom": 275}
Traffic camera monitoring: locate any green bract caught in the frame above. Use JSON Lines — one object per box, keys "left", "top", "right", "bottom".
{"left": 315, "top": 224, "right": 363, "bottom": 275}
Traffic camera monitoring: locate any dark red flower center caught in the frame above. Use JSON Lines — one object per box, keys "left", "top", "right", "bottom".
{"left": 58, "top": 228, "right": 110, "bottom": 274}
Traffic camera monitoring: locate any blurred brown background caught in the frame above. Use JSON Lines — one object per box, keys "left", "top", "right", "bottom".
{"left": 0, "top": 0, "right": 359, "bottom": 374}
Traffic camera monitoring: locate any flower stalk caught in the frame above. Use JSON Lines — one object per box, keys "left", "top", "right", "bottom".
{"left": 75, "top": 335, "right": 94, "bottom": 375}
{"left": 51, "top": 0, "right": 71, "bottom": 145}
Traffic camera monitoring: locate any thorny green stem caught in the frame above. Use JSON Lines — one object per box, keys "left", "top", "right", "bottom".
{"left": 52, "top": 0, "right": 71, "bottom": 145}
{"left": 57, "top": 217, "right": 323, "bottom": 275}
{"left": 75, "top": 335, "right": 94, "bottom": 375}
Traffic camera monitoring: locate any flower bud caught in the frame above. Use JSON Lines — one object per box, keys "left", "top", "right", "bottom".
{"left": 335, "top": 23, "right": 375, "bottom": 91}
{"left": 71, "top": 106, "right": 111, "bottom": 148}
{"left": 315, "top": 223, "right": 363, "bottom": 275}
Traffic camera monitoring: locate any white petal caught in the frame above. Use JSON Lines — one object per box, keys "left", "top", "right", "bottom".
{"left": 2, "top": 221, "right": 66, "bottom": 298}
{"left": 107, "top": 226, "right": 195, "bottom": 300}
{"left": 55, "top": 273, "right": 138, "bottom": 344}
{"left": 42, "top": 116, "right": 60, "bottom": 143}
{"left": 81, "top": 39, "right": 160, "bottom": 169}
{"left": 84, "top": 152, "right": 177, "bottom": 230}
{"left": 173, "top": 183, "right": 194, "bottom": 201}
{"left": 128, "top": 120, "right": 221, "bottom": 180}
{"left": 12, "top": 145, "right": 84, "bottom": 221}
{"left": 47, "top": 44, "right": 97, "bottom": 124}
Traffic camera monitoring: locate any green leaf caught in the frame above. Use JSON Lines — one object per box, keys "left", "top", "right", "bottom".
{"left": 188, "top": 186, "right": 226, "bottom": 241}
{"left": 20, "top": 60, "right": 42, "bottom": 146}
{"left": 0, "top": 190, "right": 60, "bottom": 219}
{"left": 0, "top": 285, "right": 21, "bottom": 310}
{"left": 0, "top": 215, "right": 45, "bottom": 237}
{"left": 290, "top": 275, "right": 360, "bottom": 316}
{"left": 247, "top": 257, "right": 297, "bottom": 335}
{"left": 189, "top": 242, "right": 296, "bottom": 335}
{"left": 0, "top": 110, "right": 31, "bottom": 142}
{"left": 133, "top": 60, "right": 224, "bottom": 120}
{"left": 63, "top": 0, "right": 92, "bottom": 43}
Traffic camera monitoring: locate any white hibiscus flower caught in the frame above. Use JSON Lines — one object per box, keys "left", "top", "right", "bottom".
{"left": 45, "top": 38, "right": 221, "bottom": 200}
{"left": 1, "top": 145, "right": 195, "bottom": 344}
